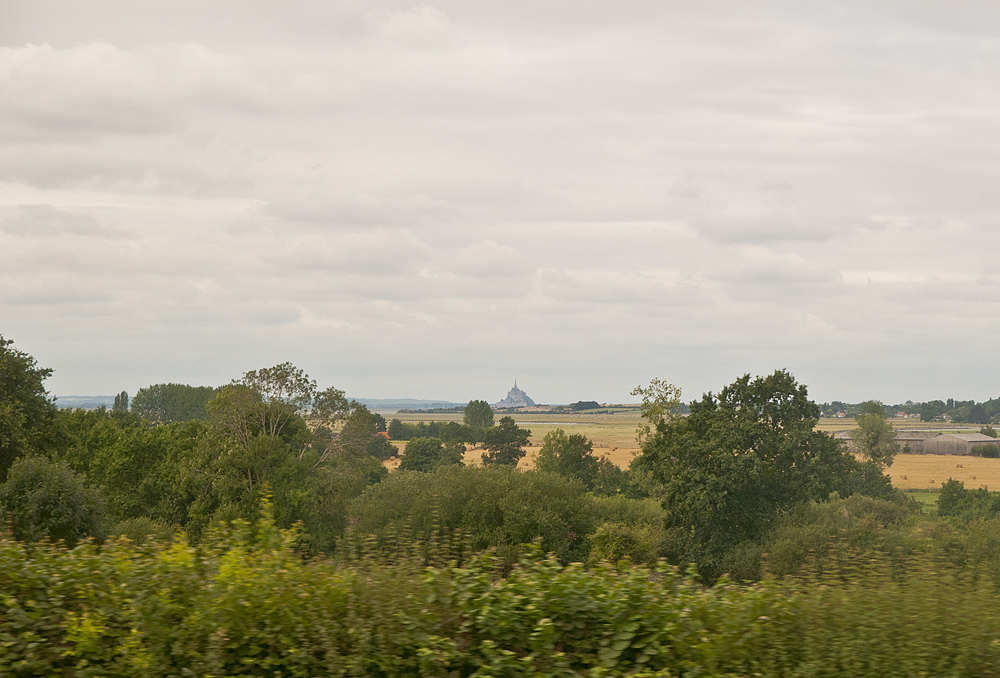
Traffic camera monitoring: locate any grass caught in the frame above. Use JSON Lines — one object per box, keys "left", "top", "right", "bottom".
{"left": 904, "top": 488, "right": 940, "bottom": 515}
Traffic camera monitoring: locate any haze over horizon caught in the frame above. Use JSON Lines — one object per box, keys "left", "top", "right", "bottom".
{"left": 5, "top": 2, "right": 1000, "bottom": 405}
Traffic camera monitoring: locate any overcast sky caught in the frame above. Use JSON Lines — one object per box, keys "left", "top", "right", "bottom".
{"left": 3, "top": 1, "right": 1000, "bottom": 405}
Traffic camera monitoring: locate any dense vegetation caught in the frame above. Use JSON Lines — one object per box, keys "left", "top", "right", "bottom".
{"left": 821, "top": 396, "right": 1000, "bottom": 423}
{"left": 8, "top": 333, "right": 1000, "bottom": 675}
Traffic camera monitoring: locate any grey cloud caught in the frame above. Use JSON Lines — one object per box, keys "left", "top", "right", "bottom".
{"left": 0, "top": 204, "right": 132, "bottom": 239}
{"left": 7, "top": 2, "right": 1000, "bottom": 403}
{"left": 0, "top": 42, "right": 263, "bottom": 137}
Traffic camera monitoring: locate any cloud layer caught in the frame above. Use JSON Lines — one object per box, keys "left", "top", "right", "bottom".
{"left": 3, "top": 1, "right": 1000, "bottom": 403}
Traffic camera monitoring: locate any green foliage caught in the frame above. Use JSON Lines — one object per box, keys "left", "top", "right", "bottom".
{"left": 534, "top": 428, "right": 625, "bottom": 496}
{"left": 398, "top": 436, "right": 464, "bottom": 472}
{"left": 110, "top": 516, "right": 175, "bottom": 545}
{"left": 853, "top": 400, "right": 900, "bottom": 470}
{"left": 440, "top": 420, "right": 477, "bottom": 444}
{"left": 131, "top": 383, "right": 217, "bottom": 423}
{"left": 349, "top": 465, "right": 595, "bottom": 564}
{"left": 633, "top": 370, "right": 880, "bottom": 579}
{"left": 762, "top": 494, "right": 914, "bottom": 578}
{"left": 937, "top": 478, "right": 1000, "bottom": 518}
{"left": 0, "top": 335, "right": 57, "bottom": 481}
{"left": 365, "top": 433, "right": 397, "bottom": 460}
{"left": 982, "top": 425, "right": 998, "bottom": 438}
{"left": 56, "top": 409, "right": 208, "bottom": 525}
{"left": 631, "top": 377, "right": 682, "bottom": 446}
{"left": 387, "top": 418, "right": 445, "bottom": 440}
{"left": 0, "top": 455, "right": 106, "bottom": 546}
{"left": 481, "top": 415, "right": 530, "bottom": 466}
{"left": 972, "top": 443, "right": 1000, "bottom": 458}
{"left": 463, "top": 398, "right": 495, "bottom": 430}
{"left": 535, "top": 428, "right": 597, "bottom": 481}
{"left": 112, "top": 391, "right": 129, "bottom": 413}
{"left": 6, "top": 524, "right": 1000, "bottom": 677}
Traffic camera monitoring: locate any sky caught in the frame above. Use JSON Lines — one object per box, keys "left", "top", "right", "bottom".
{"left": 3, "top": 1, "right": 1000, "bottom": 405}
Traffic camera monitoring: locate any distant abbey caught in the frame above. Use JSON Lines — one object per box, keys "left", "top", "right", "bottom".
{"left": 493, "top": 381, "right": 535, "bottom": 409}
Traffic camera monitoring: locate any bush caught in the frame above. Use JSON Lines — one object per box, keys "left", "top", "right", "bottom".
{"left": 588, "top": 521, "right": 662, "bottom": 565}
{"left": 0, "top": 455, "right": 106, "bottom": 546}
{"left": 762, "top": 494, "right": 915, "bottom": 578}
{"left": 397, "top": 437, "right": 463, "bottom": 471}
{"left": 5, "top": 525, "right": 1000, "bottom": 677}
{"left": 365, "top": 434, "right": 396, "bottom": 461}
{"left": 110, "top": 516, "right": 175, "bottom": 545}
{"left": 348, "top": 465, "right": 595, "bottom": 563}
{"left": 972, "top": 444, "right": 1000, "bottom": 458}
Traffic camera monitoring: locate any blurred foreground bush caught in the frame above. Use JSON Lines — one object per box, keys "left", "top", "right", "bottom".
{"left": 4, "top": 512, "right": 1000, "bottom": 677}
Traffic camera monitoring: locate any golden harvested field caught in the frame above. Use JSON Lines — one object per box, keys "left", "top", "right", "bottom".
{"left": 888, "top": 454, "right": 1000, "bottom": 490}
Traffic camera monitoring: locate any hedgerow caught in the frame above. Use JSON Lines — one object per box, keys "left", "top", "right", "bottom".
{"left": 4, "top": 515, "right": 1000, "bottom": 677}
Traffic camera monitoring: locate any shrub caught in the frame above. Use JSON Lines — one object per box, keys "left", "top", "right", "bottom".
{"left": 0, "top": 455, "right": 106, "bottom": 546}
{"left": 110, "top": 516, "right": 175, "bottom": 545}
{"left": 348, "top": 465, "right": 595, "bottom": 563}
{"left": 972, "top": 444, "right": 1000, "bottom": 458}
{"left": 397, "top": 437, "right": 463, "bottom": 471}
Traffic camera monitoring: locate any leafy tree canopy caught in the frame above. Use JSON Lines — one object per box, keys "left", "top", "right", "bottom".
{"left": 633, "top": 370, "right": 881, "bottom": 578}
{"left": 463, "top": 399, "right": 495, "bottom": 430}
{"left": 0, "top": 336, "right": 58, "bottom": 481}
{"left": 534, "top": 428, "right": 623, "bottom": 494}
{"left": 398, "top": 437, "right": 464, "bottom": 472}
{"left": 481, "top": 416, "right": 530, "bottom": 466}
{"left": 853, "top": 400, "right": 899, "bottom": 470}
{"left": 131, "top": 383, "right": 217, "bottom": 423}
{"left": 0, "top": 455, "right": 105, "bottom": 547}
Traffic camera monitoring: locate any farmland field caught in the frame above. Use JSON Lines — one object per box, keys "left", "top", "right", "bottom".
{"left": 382, "top": 410, "right": 1000, "bottom": 488}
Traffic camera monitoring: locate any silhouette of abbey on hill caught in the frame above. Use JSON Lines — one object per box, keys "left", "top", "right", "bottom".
{"left": 493, "top": 381, "right": 535, "bottom": 409}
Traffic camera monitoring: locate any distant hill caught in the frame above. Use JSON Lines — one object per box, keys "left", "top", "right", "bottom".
{"left": 350, "top": 398, "right": 465, "bottom": 411}
{"left": 53, "top": 395, "right": 116, "bottom": 409}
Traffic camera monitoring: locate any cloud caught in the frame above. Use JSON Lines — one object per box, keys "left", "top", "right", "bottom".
{"left": 4, "top": 2, "right": 1000, "bottom": 403}
{"left": 0, "top": 42, "right": 261, "bottom": 136}
{"left": 0, "top": 204, "right": 132, "bottom": 238}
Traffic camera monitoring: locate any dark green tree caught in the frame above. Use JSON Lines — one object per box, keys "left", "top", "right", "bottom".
{"left": 0, "top": 336, "right": 58, "bottom": 481}
{"left": 632, "top": 370, "right": 874, "bottom": 579}
{"left": 131, "top": 383, "right": 218, "bottom": 423}
{"left": 0, "top": 455, "right": 106, "bottom": 546}
{"left": 365, "top": 434, "right": 397, "bottom": 461}
{"left": 535, "top": 428, "right": 600, "bottom": 487}
{"left": 398, "top": 437, "right": 463, "bottom": 472}
{"left": 388, "top": 418, "right": 405, "bottom": 440}
{"left": 464, "top": 399, "right": 494, "bottom": 431}
{"left": 440, "top": 421, "right": 475, "bottom": 444}
{"left": 481, "top": 416, "right": 530, "bottom": 466}
{"left": 112, "top": 391, "right": 129, "bottom": 413}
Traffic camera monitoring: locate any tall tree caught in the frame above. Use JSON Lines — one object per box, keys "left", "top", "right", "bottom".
{"left": 481, "top": 416, "right": 530, "bottom": 466}
{"left": 853, "top": 400, "right": 899, "bottom": 471}
{"left": 0, "top": 336, "right": 57, "bottom": 481}
{"left": 112, "top": 391, "right": 129, "bottom": 413}
{"left": 464, "top": 399, "right": 495, "bottom": 430}
{"left": 632, "top": 370, "right": 873, "bottom": 578}
{"left": 534, "top": 428, "right": 600, "bottom": 487}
